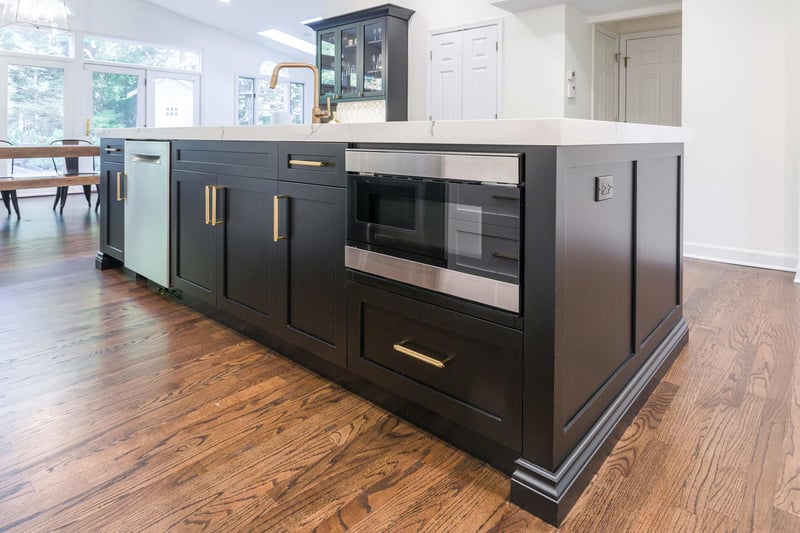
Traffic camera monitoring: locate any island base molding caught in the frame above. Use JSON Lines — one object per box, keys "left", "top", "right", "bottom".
{"left": 511, "top": 319, "right": 688, "bottom": 525}
{"left": 94, "top": 251, "right": 122, "bottom": 270}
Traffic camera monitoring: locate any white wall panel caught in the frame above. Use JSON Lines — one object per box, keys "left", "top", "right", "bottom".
{"left": 683, "top": 0, "right": 797, "bottom": 271}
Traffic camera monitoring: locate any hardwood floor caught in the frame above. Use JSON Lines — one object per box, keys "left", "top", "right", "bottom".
{"left": 2, "top": 195, "right": 800, "bottom": 532}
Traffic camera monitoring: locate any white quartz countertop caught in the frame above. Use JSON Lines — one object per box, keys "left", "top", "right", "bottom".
{"left": 102, "top": 118, "right": 691, "bottom": 146}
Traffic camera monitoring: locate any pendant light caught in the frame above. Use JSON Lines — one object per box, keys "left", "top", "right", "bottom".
{"left": 0, "top": 0, "right": 70, "bottom": 31}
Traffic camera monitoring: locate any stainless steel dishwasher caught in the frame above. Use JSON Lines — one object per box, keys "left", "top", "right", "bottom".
{"left": 124, "top": 140, "right": 171, "bottom": 287}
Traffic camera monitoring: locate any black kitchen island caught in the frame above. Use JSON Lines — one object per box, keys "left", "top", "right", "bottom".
{"left": 97, "top": 118, "right": 689, "bottom": 525}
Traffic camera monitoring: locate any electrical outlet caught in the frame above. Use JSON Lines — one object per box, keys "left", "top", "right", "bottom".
{"left": 595, "top": 175, "right": 613, "bottom": 201}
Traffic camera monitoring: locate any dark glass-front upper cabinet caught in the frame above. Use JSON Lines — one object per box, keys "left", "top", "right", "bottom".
{"left": 308, "top": 4, "right": 413, "bottom": 121}
{"left": 319, "top": 29, "right": 336, "bottom": 99}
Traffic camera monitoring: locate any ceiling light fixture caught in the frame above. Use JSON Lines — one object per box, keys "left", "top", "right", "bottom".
{"left": 0, "top": 0, "right": 70, "bottom": 31}
{"left": 258, "top": 28, "right": 315, "bottom": 55}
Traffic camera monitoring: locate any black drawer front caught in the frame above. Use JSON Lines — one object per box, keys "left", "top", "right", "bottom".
{"left": 172, "top": 140, "right": 277, "bottom": 179}
{"left": 447, "top": 183, "right": 521, "bottom": 229}
{"left": 100, "top": 138, "right": 124, "bottom": 162}
{"left": 447, "top": 220, "right": 520, "bottom": 283}
{"left": 347, "top": 282, "right": 522, "bottom": 450}
{"left": 278, "top": 142, "right": 346, "bottom": 187}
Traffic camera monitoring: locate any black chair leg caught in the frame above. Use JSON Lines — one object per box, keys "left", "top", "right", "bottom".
{"left": 82, "top": 184, "right": 91, "bottom": 206}
{"left": 95, "top": 184, "right": 101, "bottom": 212}
{"left": 52, "top": 187, "right": 62, "bottom": 210}
{"left": 9, "top": 191, "right": 20, "bottom": 218}
{"left": 59, "top": 186, "right": 68, "bottom": 214}
{"left": 1, "top": 191, "right": 9, "bottom": 214}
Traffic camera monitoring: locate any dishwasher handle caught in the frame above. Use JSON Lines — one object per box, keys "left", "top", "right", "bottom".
{"left": 128, "top": 153, "right": 163, "bottom": 164}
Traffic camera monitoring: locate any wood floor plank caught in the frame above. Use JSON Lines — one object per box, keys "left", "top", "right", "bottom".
{"left": 3, "top": 196, "right": 800, "bottom": 531}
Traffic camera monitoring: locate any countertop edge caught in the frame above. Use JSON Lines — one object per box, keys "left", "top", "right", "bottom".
{"left": 100, "top": 118, "right": 692, "bottom": 146}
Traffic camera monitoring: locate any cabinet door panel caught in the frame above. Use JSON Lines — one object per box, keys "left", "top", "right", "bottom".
{"left": 636, "top": 156, "right": 680, "bottom": 349}
{"left": 171, "top": 169, "right": 215, "bottom": 305}
{"left": 275, "top": 181, "right": 346, "bottom": 366}
{"left": 339, "top": 24, "right": 361, "bottom": 99}
{"left": 560, "top": 161, "right": 634, "bottom": 424}
{"left": 217, "top": 174, "right": 278, "bottom": 326}
{"left": 100, "top": 159, "right": 125, "bottom": 261}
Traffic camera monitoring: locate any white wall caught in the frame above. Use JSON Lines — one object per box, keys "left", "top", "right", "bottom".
{"left": 71, "top": 0, "right": 309, "bottom": 127}
{"left": 790, "top": 0, "right": 800, "bottom": 280}
{"left": 322, "top": 0, "right": 590, "bottom": 120}
{"left": 682, "top": 0, "right": 798, "bottom": 271}
{"left": 564, "top": 4, "right": 591, "bottom": 119}
{"left": 600, "top": 13, "right": 682, "bottom": 34}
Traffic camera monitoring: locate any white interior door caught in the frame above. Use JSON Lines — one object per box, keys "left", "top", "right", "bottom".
{"left": 462, "top": 25, "right": 498, "bottom": 120}
{"left": 623, "top": 32, "right": 681, "bottom": 126}
{"left": 430, "top": 31, "right": 463, "bottom": 120}
{"left": 593, "top": 27, "right": 618, "bottom": 121}
{"left": 429, "top": 22, "right": 499, "bottom": 120}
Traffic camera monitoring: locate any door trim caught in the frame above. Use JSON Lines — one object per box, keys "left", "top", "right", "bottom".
{"left": 591, "top": 24, "right": 619, "bottom": 121}
{"left": 427, "top": 18, "right": 503, "bottom": 121}
{"left": 618, "top": 27, "right": 681, "bottom": 123}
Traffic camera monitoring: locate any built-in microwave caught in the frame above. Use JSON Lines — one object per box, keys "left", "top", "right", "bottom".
{"left": 345, "top": 148, "right": 522, "bottom": 312}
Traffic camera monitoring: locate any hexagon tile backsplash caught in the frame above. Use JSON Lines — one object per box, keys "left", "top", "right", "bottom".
{"left": 335, "top": 100, "right": 386, "bottom": 123}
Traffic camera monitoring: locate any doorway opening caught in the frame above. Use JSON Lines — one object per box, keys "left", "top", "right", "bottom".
{"left": 592, "top": 12, "right": 682, "bottom": 126}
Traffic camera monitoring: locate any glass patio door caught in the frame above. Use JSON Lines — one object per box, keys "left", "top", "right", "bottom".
{"left": 86, "top": 64, "right": 145, "bottom": 143}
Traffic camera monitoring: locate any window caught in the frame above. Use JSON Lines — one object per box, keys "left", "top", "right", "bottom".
{"left": 0, "top": 25, "right": 72, "bottom": 57}
{"left": 83, "top": 35, "right": 200, "bottom": 72}
{"left": 7, "top": 63, "right": 65, "bottom": 175}
{"left": 237, "top": 76, "right": 304, "bottom": 125}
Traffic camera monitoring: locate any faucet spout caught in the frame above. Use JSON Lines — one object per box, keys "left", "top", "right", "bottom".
{"left": 270, "top": 62, "right": 331, "bottom": 124}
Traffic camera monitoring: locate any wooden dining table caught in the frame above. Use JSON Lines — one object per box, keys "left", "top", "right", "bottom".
{"left": 0, "top": 144, "right": 100, "bottom": 159}
{"left": 0, "top": 145, "right": 102, "bottom": 217}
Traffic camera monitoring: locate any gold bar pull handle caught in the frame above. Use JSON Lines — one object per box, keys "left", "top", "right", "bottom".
{"left": 116, "top": 172, "right": 125, "bottom": 201}
{"left": 210, "top": 186, "right": 224, "bottom": 226}
{"left": 288, "top": 159, "right": 329, "bottom": 167}
{"left": 392, "top": 343, "right": 451, "bottom": 369}
{"left": 204, "top": 185, "right": 210, "bottom": 225}
{"left": 273, "top": 194, "right": 288, "bottom": 242}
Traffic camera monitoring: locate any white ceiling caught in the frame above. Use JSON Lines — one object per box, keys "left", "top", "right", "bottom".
{"left": 490, "top": 0, "right": 678, "bottom": 15}
{"left": 140, "top": 0, "right": 323, "bottom": 56}
{"left": 139, "top": 0, "right": 678, "bottom": 55}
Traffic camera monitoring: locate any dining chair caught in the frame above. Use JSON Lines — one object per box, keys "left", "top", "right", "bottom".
{"left": 50, "top": 139, "right": 98, "bottom": 214}
{"left": 0, "top": 139, "right": 20, "bottom": 218}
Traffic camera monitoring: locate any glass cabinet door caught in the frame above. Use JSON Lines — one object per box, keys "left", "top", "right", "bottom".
{"left": 362, "top": 20, "right": 385, "bottom": 96}
{"left": 339, "top": 25, "right": 359, "bottom": 98}
{"left": 318, "top": 30, "right": 336, "bottom": 100}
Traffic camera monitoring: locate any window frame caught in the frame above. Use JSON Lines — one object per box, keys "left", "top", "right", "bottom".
{"left": 235, "top": 74, "right": 305, "bottom": 125}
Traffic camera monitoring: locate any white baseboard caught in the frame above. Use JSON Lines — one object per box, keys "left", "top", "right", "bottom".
{"left": 683, "top": 242, "right": 798, "bottom": 277}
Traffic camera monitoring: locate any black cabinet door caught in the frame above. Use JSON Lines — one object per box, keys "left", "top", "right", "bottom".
{"left": 100, "top": 159, "right": 125, "bottom": 261}
{"left": 274, "top": 181, "right": 346, "bottom": 366}
{"left": 216, "top": 174, "right": 278, "bottom": 327}
{"left": 171, "top": 169, "right": 216, "bottom": 305}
